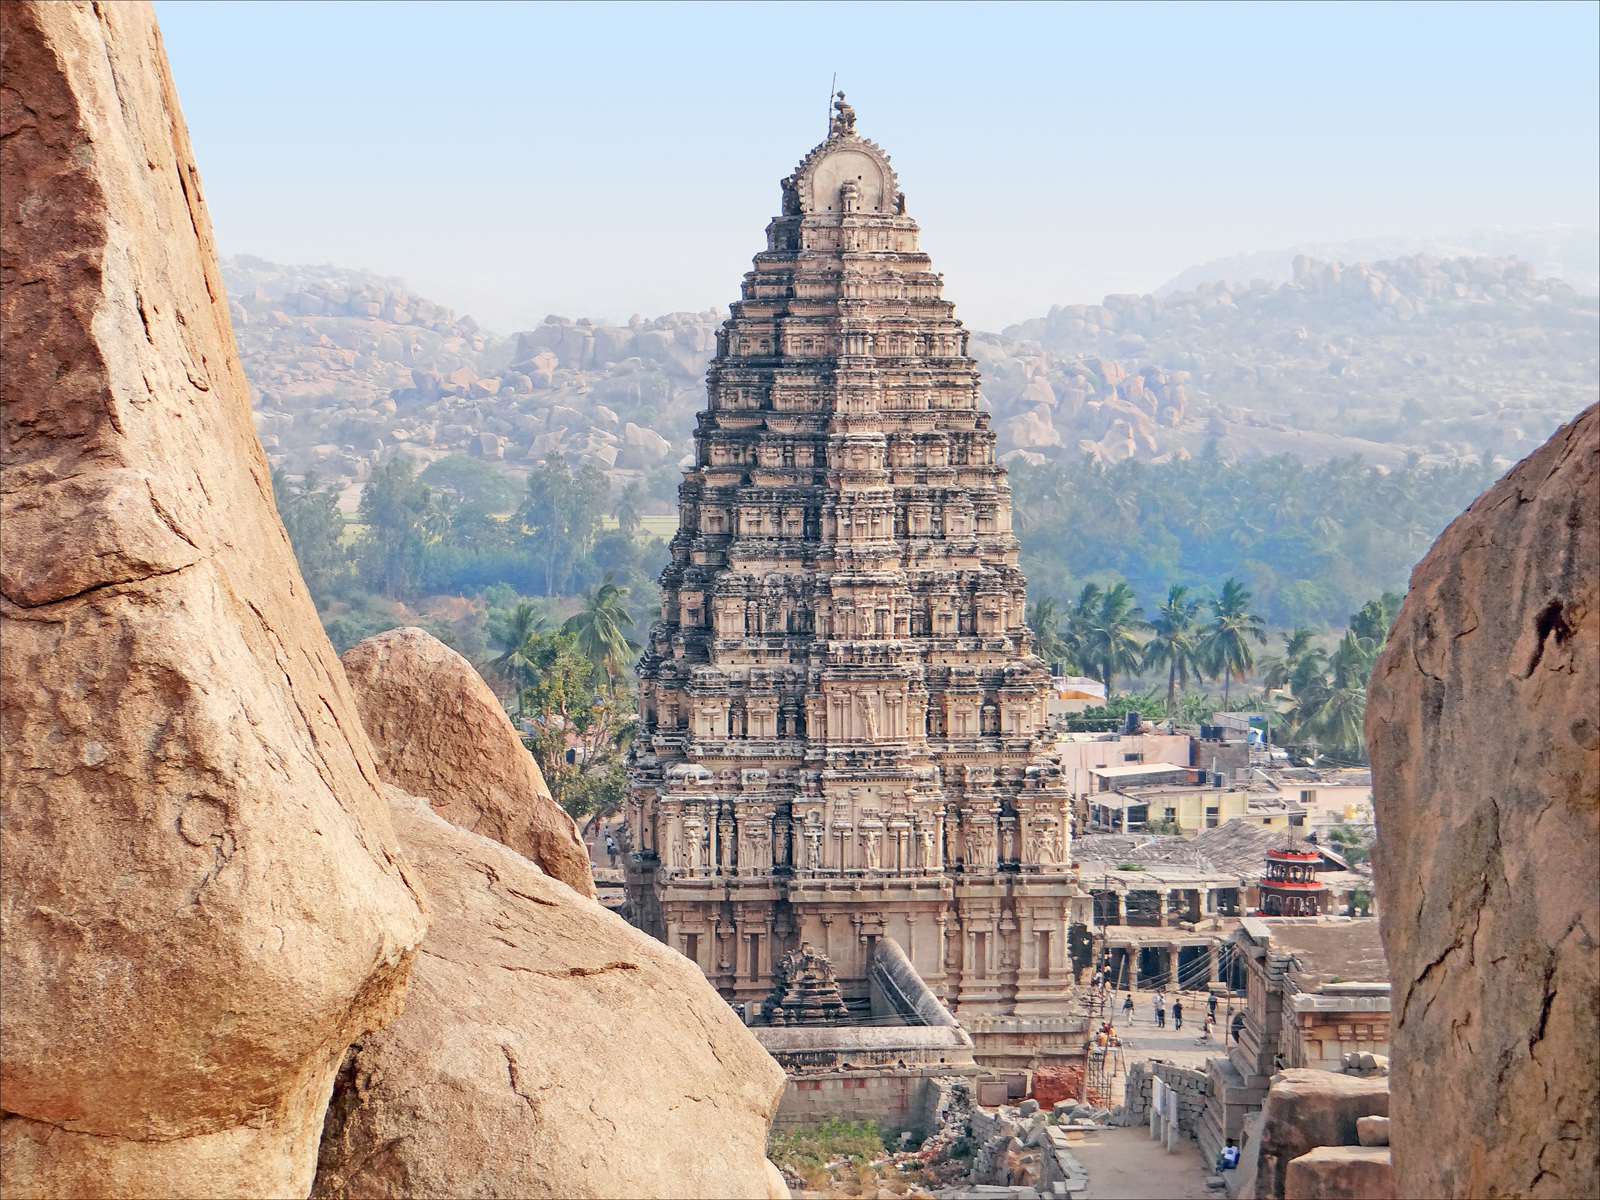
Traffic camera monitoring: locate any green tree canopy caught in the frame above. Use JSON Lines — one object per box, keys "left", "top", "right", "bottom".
{"left": 519, "top": 454, "right": 611, "bottom": 595}
{"left": 272, "top": 467, "right": 349, "bottom": 599}
{"left": 357, "top": 459, "right": 440, "bottom": 598}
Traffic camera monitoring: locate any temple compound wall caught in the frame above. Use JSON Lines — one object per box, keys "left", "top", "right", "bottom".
{"left": 626, "top": 98, "right": 1090, "bottom": 1045}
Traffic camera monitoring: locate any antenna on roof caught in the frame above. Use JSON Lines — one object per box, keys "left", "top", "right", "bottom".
{"left": 828, "top": 72, "right": 837, "bottom": 133}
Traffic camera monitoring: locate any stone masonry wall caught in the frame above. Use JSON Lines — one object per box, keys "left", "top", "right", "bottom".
{"left": 1119, "top": 1061, "right": 1209, "bottom": 1135}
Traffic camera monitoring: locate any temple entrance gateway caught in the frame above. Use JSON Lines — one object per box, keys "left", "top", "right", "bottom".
{"left": 624, "top": 103, "right": 1090, "bottom": 1047}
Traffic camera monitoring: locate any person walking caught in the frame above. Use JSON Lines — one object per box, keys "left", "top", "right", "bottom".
{"left": 1173, "top": 998, "right": 1184, "bottom": 1030}
{"left": 1201, "top": 1014, "right": 1215, "bottom": 1043}
{"left": 1208, "top": 992, "right": 1219, "bottom": 1021}
{"left": 605, "top": 835, "right": 618, "bottom": 867}
{"left": 1122, "top": 992, "right": 1135, "bottom": 1024}
{"left": 1154, "top": 990, "right": 1166, "bottom": 1028}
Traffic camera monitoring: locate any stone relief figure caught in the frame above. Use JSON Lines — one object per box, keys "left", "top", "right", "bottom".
{"left": 830, "top": 91, "right": 856, "bottom": 137}
{"left": 805, "top": 826, "right": 822, "bottom": 872}
{"left": 976, "top": 823, "right": 997, "bottom": 866}
{"left": 864, "top": 692, "right": 881, "bottom": 740}
{"left": 863, "top": 830, "right": 882, "bottom": 871}
{"left": 1035, "top": 827, "right": 1060, "bottom": 866}
{"left": 683, "top": 827, "right": 701, "bottom": 874}
{"left": 921, "top": 828, "right": 937, "bottom": 870}
{"left": 670, "top": 827, "right": 687, "bottom": 872}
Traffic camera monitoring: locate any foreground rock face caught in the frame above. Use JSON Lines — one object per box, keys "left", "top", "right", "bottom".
{"left": 1367, "top": 405, "right": 1598, "bottom": 1200}
{"left": 340, "top": 626, "right": 595, "bottom": 897}
{"left": 0, "top": 4, "right": 429, "bottom": 1196}
{"left": 313, "top": 788, "right": 787, "bottom": 1199}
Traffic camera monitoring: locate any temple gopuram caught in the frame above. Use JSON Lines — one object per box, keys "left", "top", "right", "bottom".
{"left": 625, "top": 97, "right": 1088, "bottom": 1029}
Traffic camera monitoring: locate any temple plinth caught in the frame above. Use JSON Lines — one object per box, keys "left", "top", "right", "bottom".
{"left": 625, "top": 99, "right": 1090, "bottom": 1028}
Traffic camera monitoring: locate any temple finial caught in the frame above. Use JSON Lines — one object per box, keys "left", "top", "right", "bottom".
{"left": 829, "top": 91, "right": 856, "bottom": 138}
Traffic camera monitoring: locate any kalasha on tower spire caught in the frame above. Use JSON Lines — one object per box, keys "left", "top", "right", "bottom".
{"left": 625, "top": 102, "right": 1085, "bottom": 1020}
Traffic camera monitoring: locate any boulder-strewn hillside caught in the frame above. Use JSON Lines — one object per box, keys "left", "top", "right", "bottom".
{"left": 227, "top": 248, "right": 1597, "bottom": 517}
{"left": 992, "top": 251, "right": 1596, "bottom": 469}
{"left": 222, "top": 256, "right": 718, "bottom": 507}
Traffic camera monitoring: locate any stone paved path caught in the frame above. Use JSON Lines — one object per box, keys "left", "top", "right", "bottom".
{"left": 1110, "top": 987, "right": 1239, "bottom": 1072}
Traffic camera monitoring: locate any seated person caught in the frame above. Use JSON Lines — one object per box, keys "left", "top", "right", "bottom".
{"left": 1217, "top": 1140, "right": 1240, "bottom": 1169}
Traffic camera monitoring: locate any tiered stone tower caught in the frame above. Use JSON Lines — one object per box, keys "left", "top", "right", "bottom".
{"left": 626, "top": 97, "right": 1087, "bottom": 1023}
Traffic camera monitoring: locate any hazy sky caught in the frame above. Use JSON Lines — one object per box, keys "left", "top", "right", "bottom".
{"left": 155, "top": 0, "right": 1599, "bottom": 333}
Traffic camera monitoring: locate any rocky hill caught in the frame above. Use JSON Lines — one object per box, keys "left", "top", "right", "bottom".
{"left": 227, "top": 248, "right": 1597, "bottom": 514}
{"left": 222, "top": 256, "right": 718, "bottom": 508}
{"left": 991, "top": 251, "right": 1597, "bottom": 469}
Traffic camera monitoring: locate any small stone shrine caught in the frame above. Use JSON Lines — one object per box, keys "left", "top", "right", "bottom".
{"left": 625, "top": 97, "right": 1089, "bottom": 1030}
{"left": 764, "top": 942, "right": 851, "bottom": 1025}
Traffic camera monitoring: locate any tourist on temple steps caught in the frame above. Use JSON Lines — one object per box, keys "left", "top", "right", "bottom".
{"left": 1173, "top": 998, "right": 1184, "bottom": 1030}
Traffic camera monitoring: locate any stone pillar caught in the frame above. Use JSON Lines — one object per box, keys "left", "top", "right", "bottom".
{"left": 1115, "top": 891, "right": 1127, "bottom": 925}
{"left": 1157, "top": 891, "right": 1169, "bottom": 926}
{"left": 1168, "top": 945, "right": 1181, "bottom": 991}
{"left": 1209, "top": 945, "right": 1221, "bottom": 984}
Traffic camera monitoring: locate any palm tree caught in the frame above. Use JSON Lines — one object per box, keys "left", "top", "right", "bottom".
{"left": 1086, "top": 581, "right": 1149, "bottom": 697}
{"left": 489, "top": 602, "right": 548, "bottom": 717}
{"left": 1314, "top": 635, "right": 1370, "bottom": 754}
{"left": 1261, "top": 627, "right": 1323, "bottom": 690}
{"left": 1027, "top": 596, "right": 1071, "bottom": 667}
{"left": 1143, "top": 585, "right": 1205, "bottom": 718}
{"left": 1200, "top": 577, "right": 1268, "bottom": 710}
{"left": 1061, "top": 583, "right": 1102, "bottom": 674}
{"left": 562, "top": 572, "right": 642, "bottom": 694}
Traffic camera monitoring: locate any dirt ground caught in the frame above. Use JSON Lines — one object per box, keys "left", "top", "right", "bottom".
{"left": 1070, "top": 1124, "right": 1220, "bottom": 1200}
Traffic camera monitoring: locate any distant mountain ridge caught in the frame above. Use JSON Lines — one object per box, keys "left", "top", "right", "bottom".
{"left": 1158, "top": 224, "right": 1598, "bottom": 297}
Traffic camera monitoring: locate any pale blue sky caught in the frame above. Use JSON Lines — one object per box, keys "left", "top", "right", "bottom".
{"left": 155, "top": 0, "right": 1599, "bottom": 332}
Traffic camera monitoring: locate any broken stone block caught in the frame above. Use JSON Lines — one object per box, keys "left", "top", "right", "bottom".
{"left": 1357, "top": 1116, "right": 1390, "bottom": 1147}
{"left": 1283, "top": 1146, "right": 1395, "bottom": 1200}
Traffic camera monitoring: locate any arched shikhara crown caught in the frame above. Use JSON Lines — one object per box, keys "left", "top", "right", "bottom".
{"left": 788, "top": 96, "right": 900, "bottom": 217}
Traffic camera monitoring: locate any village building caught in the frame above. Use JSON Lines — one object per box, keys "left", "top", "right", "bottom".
{"left": 624, "top": 98, "right": 1089, "bottom": 1059}
{"left": 1044, "top": 673, "right": 1106, "bottom": 717}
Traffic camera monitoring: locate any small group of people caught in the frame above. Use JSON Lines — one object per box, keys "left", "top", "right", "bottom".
{"left": 1151, "top": 990, "right": 1184, "bottom": 1028}
{"left": 1118, "top": 987, "right": 1230, "bottom": 1042}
